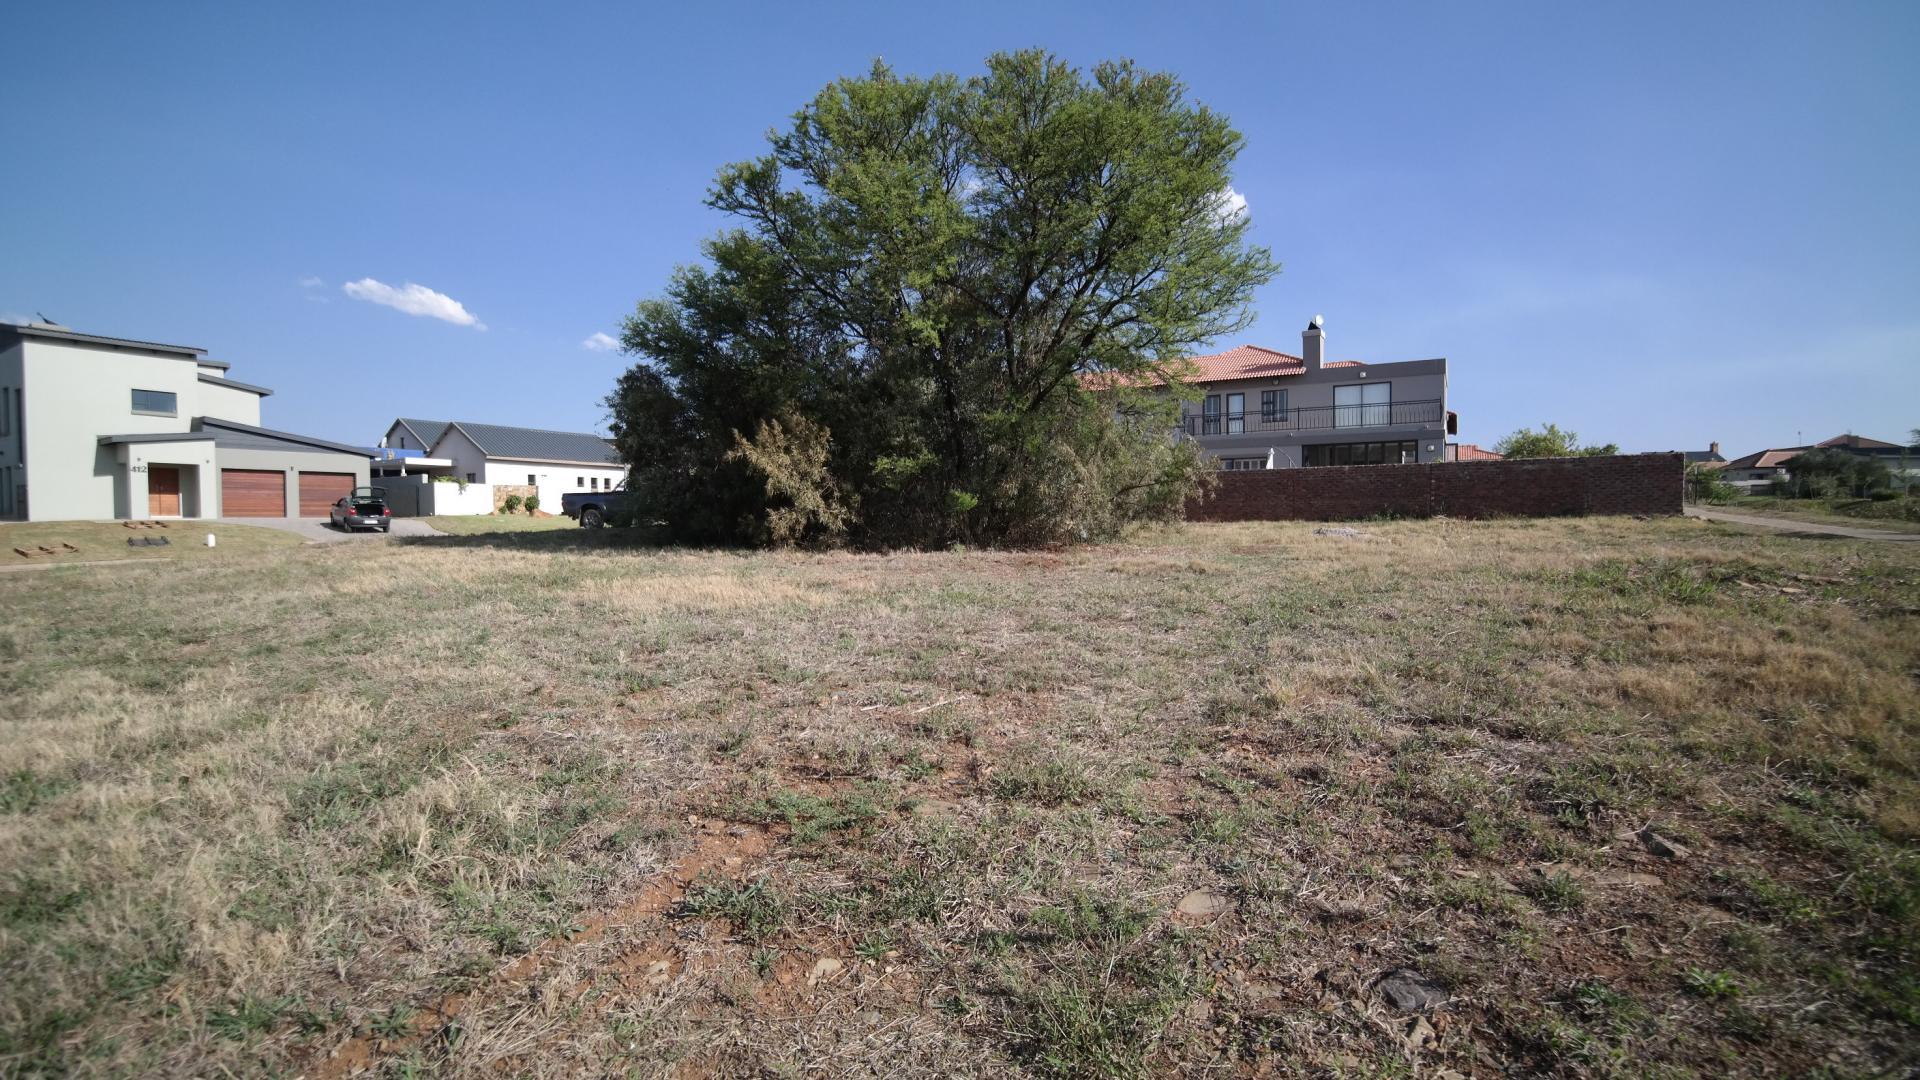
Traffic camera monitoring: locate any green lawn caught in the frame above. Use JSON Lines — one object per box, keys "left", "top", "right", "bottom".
{"left": 423, "top": 512, "right": 579, "bottom": 535}
{"left": 0, "top": 519, "right": 305, "bottom": 567}
{"left": 2, "top": 517, "right": 1915, "bottom": 1076}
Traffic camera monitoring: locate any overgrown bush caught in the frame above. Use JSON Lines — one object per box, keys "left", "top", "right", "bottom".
{"left": 500, "top": 494, "right": 522, "bottom": 515}
{"left": 608, "top": 51, "right": 1273, "bottom": 549}
{"left": 523, "top": 494, "right": 540, "bottom": 515}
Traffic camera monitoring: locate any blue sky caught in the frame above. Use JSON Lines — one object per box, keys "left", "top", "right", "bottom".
{"left": 4, "top": 1, "right": 1915, "bottom": 454}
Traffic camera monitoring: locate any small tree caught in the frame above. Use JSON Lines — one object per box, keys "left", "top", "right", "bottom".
{"left": 501, "top": 493, "right": 522, "bottom": 515}
{"left": 1685, "top": 464, "right": 1737, "bottom": 505}
{"left": 1493, "top": 423, "right": 1619, "bottom": 459}
{"left": 523, "top": 493, "right": 540, "bottom": 515}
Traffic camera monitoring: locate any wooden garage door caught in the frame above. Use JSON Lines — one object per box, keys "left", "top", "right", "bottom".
{"left": 220, "top": 470, "right": 284, "bottom": 517}
{"left": 298, "top": 472, "right": 355, "bottom": 518}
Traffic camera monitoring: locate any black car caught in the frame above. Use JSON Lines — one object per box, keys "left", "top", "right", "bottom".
{"left": 329, "top": 486, "right": 391, "bottom": 532}
{"left": 560, "top": 486, "right": 630, "bottom": 528}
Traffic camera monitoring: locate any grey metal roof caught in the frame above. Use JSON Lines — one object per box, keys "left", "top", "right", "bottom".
{"left": 444, "top": 421, "right": 620, "bottom": 464}
{"left": 196, "top": 358, "right": 232, "bottom": 370}
{"left": 97, "top": 431, "right": 218, "bottom": 446}
{"left": 198, "top": 372, "right": 273, "bottom": 396}
{"left": 394, "top": 418, "right": 451, "bottom": 450}
{"left": 2, "top": 322, "right": 205, "bottom": 356}
{"left": 195, "top": 417, "right": 366, "bottom": 456}
{"left": 1682, "top": 449, "right": 1726, "bottom": 464}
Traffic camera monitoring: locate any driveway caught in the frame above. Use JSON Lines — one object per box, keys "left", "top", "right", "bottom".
{"left": 217, "top": 517, "right": 446, "bottom": 543}
{"left": 1685, "top": 506, "right": 1920, "bottom": 542}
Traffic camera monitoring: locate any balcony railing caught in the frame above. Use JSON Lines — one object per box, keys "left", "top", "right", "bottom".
{"left": 1181, "top": 398, "right": 1444, "bottom": 437}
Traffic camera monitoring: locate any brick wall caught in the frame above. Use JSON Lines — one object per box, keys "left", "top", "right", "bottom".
{"left": 1186, "top": 453, "right": 1684, "bottom": 522}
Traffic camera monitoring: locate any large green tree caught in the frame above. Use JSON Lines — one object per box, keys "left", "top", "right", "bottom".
{"left": 609, "top": 51, "right": 1277, "bottom": 547}
{"left": 1492, "top": 423, "right": 1619, "bottom": 459}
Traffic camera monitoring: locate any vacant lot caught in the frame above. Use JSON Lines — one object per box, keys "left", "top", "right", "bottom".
{"left": 2, "top": 517, "right": 1915, "bottom": 1077}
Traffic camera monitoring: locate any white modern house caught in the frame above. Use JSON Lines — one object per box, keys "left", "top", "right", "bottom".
{"left": 375, "top": 418, "right": 624, "bottom": 511}
{"left": 0, "top": 322, "right": 368, "bottom": 521}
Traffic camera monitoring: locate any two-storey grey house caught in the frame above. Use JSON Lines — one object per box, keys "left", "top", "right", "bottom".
{"left": 0, "top": 321, "right": 369, "bottom": 521}
{"left": 1170, "top": 316, "right": 1454, "bottom": 469}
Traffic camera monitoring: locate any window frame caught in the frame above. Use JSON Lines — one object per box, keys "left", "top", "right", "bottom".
{"left": 1260, "top": 388, "right": 1285, "bottom": 423}
{"left": 130, "top": 388, "right": 178, "bottom": 417}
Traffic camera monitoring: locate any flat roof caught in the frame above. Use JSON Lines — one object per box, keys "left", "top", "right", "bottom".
{"left": 196, "top": 416, "right": 367, "bottom": 456}
{"left": 198, "top": 372, "right": 273, "bottom": 397}
{"left": 5, "top": 322, "right": 205, "bottom": 357}
{"left": 97, "top": 431, "right": 218, "bottom": 446}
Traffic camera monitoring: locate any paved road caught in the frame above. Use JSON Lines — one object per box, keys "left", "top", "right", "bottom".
{"left": 217, "top": 517, "right": 446, "bottom": 543}
{"left": 1685, "top": 506, "right": 1920, "bottom": 542}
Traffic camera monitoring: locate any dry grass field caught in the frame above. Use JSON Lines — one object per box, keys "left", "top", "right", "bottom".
{"left": 1, "top": 516, "right": 1915, "bottom": 1077}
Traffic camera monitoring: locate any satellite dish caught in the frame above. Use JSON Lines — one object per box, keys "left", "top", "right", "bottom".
{"left": 1310, "top": 314, "right": 1324, "bottom": 329}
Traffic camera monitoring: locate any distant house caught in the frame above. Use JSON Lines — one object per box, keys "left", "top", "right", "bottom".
{"left": 1718, "top": 448, "right": 1801, "bottom": 490}
{"left": 1447, "top": 443, "right": 1503, "bottom": 462}
{"left": 1683, "top": 441, "right": 1726, "bottom": 466}
{"left": 1811, "top": 433, "right": 1916, "bottom": 476}
{"left": 1716, "top": 434, "right": 1915, "bottom": 492}
{"left": 1089, "top": 315, "right": 1456, "bottom": 470}
{"left": 375, "top": 418, "right": 625, "bottom": 511}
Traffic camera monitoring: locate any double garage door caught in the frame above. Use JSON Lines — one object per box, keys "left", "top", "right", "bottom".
{"left": 219, "top": 470, "right": 356, "bottom": 518}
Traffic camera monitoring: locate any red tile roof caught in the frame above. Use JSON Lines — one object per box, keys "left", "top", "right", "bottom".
{"left": 1816, "top": 433, "right": 1905, "bottom": 451}
{"left": 1452, "top": 443, "right": 1503, "bottom": 461}
{"left": 1081, "top": 344, "right": 1363, "bottom": 389}
{"left": 1721, "top": 448, "right": 1803, "bottom": 470}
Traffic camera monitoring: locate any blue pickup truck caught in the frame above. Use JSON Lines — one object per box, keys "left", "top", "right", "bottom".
{"left": 559, "top": 486, "right": 630, "bottom": 528}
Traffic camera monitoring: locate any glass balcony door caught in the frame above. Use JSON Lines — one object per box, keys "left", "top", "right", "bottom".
{"left": 1334, "top": 382, "right": 1391, "bottom": 428}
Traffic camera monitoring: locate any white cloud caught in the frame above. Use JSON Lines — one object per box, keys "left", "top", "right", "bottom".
{"left": 298, "top": 275, "right": 325, "bottom": 289}
{"left": 342, "top": 278, "right": 484, "bottom": 329}
{"left": 581, "top": 331, "right": 619, "bottom": 352}
{"left": 1211, "top": 186, "right": 1249, "bottom": 226}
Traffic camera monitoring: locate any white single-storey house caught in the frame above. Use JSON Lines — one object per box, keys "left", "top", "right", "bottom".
{"left": 0, "top": 321, "right": 368, "bottom": 521}
{"left": 376, "top": 418, "right": 624, "bottom": 511}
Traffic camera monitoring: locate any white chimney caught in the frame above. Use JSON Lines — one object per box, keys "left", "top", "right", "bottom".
{"left": 1302, "top": 314, "right": 1325, "bottom": 373}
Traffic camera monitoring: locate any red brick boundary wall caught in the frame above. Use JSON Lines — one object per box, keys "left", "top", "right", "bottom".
{"left": 1186, "top": 453, "right": 1684, "bottom": 522}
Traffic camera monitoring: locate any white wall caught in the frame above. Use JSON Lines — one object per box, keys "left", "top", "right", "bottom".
{"left": 195, "top": 379, "right": 264, "bottom": 426}
{"left": 20, "top": 338, "right": 203, "bottom": 521}
{"left": 433, "top": 425, "right": 624, "bottom": 511}
{"left": 482, "top": 459, "right": 626, "bottom": 512}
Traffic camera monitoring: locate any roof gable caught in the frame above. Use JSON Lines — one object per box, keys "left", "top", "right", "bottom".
{"left": 442, "top": 421, "right": 620, "bottom": 465}
{"left": 393, "top": 418, "right": 451, "bottom": 451}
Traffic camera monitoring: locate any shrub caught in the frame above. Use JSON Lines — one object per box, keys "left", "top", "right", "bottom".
{"left": 500, "top": 494, "right": 522, "bottom": 515}
{"left": 523, "top": 494, "right": 540, "bottom": 515}
{"left": 1685, "top": 465, "right": 1737, "bottom": 505}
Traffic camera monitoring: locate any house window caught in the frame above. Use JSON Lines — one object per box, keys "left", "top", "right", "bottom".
{"left": 1224, "top": 392, "right": 1245, "bottom": 434}
{"left": 1303, "top": 441, "right": 1418, "bottom": 467}
{"left": 590, "top": 477, "right": 600, "bottom": 490}
{"left": 576, "top": 475, "right": 584, "bottom": 487}
{"left": 1260, "top": 389, "right": 1285, "bottom": 423}
{"left": 527, "top": 473, "right": 538, "bottom": 485}
{"left": 1201, "top": 394, "right": 1221, "bottom": 435}
{"left": 1219, "top": 457, "right": 1266, "bottom": 471}
{"left": 131, "top": 389, "right": 177, "bottom": 416}
{"left": 466, "top": 472, "right": 476, "bottom": 483}
{"left": 1333, "top": 382, "right": 1391, "bottom": 428}
{"left": 0, "top": 388, "right": 10, "bottom": 435}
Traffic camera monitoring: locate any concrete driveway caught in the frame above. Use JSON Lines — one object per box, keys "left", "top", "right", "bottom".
{"left": 217, "top": 517, "right": 446, "bottom": 543}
